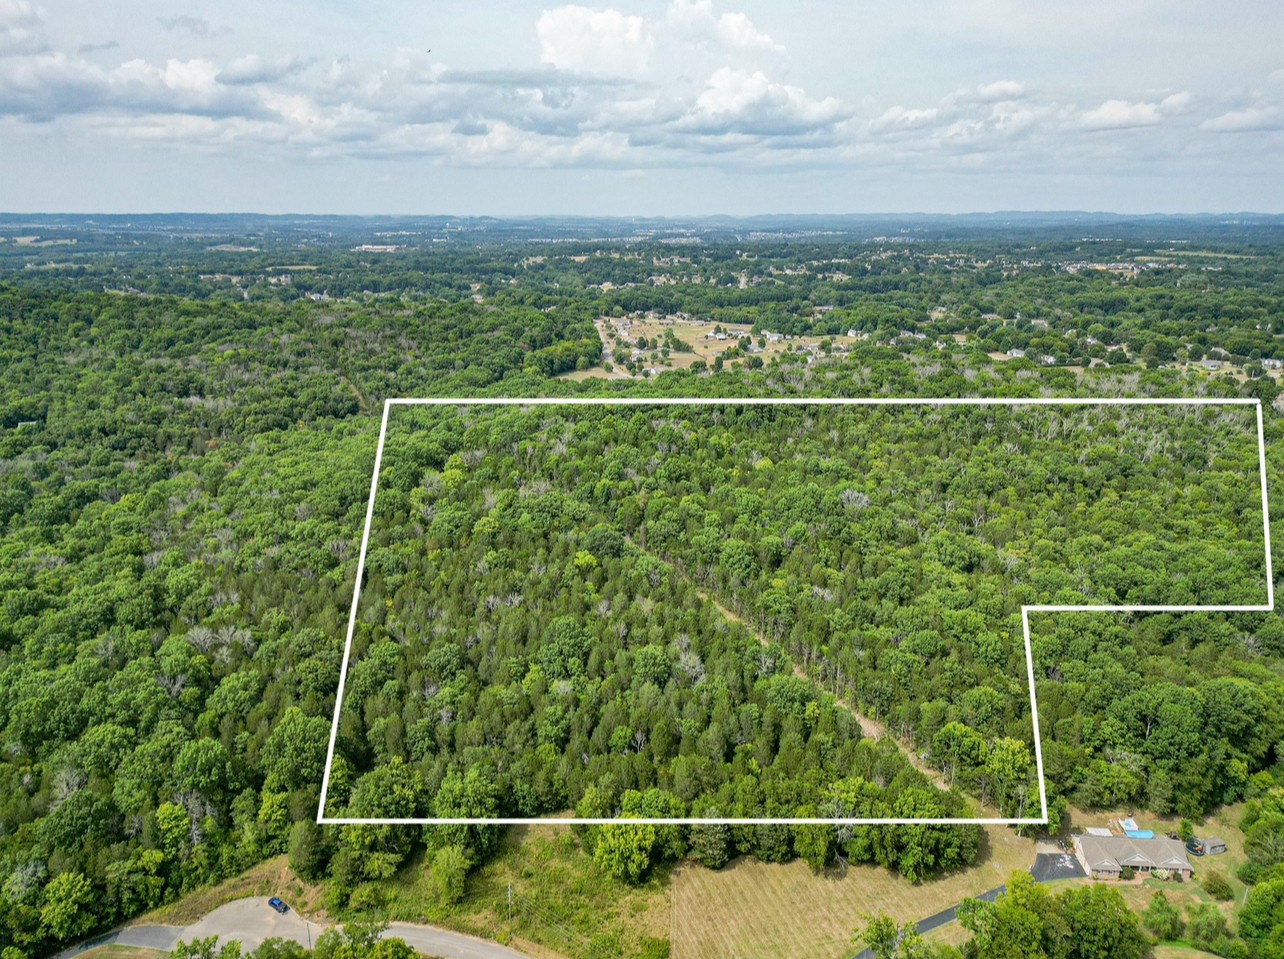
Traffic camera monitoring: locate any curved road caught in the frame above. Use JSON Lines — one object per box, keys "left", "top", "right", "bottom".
{"left": 54, "top": 898, "right": 533, "bottom": 959}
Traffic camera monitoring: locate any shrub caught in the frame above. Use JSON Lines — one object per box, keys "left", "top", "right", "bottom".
{"left": 1120, "top": 865, "right": 1136, "bottom": 880}
{"left": 1186, "top": 902, "right": 1229, "bottom": 948}
{"left": 1237, "top": 860, "right": 1264, "bottom": 886}
{"left": 431, "top": 844, "right": 469, "bottom": 906}
{"left": 347, "top": 883, "right": 386, "bottom": 911}
{"left": 288, "top": 819, "right": 331, "bottom": 881}
{"left": 1202, "top": 869, "right": 1234, "bottom": 901}
{"left": 1142, "top": 890, "right": 1184, "bottom": 940}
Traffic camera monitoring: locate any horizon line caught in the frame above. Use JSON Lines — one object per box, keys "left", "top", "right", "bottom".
{"left": 4, "top": 209, "right": 1284, "bottom": 220}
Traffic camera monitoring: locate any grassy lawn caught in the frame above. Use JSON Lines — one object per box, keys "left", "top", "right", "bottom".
{"left": 373, "top": 824, "right": 671, "bottom": 959}
{"left": 1153, "top": 946, "right": 1222, "bottom": 958}
{"left": 77, "top": 949, "right": 167, "bottom": 959}
{"left": 669, "top": 824, "right": 1031, "bottom": 959}
{"left": 133, "top": 855, "right": 326, "bottom": 926}
{"left": 922, "top": 920, "right": 971, "bottom": 950}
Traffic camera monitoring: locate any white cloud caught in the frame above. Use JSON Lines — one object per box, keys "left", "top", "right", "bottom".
{"left": 218, "top": 54, "right": 310, "bottom": 86}
{"left": 679, "top": 67, "right": 846, "bottom": 137}
{"left": 976, "top": 80, "right": 1025, "bottom": 102}
{"left": 870, "top": 105, "right": 940, "bottom": 132}
{"left": 536, "top": 6, "right": 654, "bottom": 77}
{"left": 1079, "top": 98, "right": 1162, "bottom": 130}
{"left": 1202, "top": 105, "right": 1281, "bottom": 132}
{"left": 1078, "top": 92, "right": 1192, "bottom": 130}
{"left": 666, "top": 0, "right": 782, "bottom": 52}
{"left": 113, "top": 58, "right": 220, "bottom": 95}
{"left": 0, "top": 0, "right": 47, "bottom": 57}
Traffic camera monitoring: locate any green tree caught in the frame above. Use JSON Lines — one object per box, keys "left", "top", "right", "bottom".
{"left": 957, "top": 873, "right": 1056, "bottom": 959}
{"left": 593, "top": 823, "right": 657, "bottom": 884}
{"left": 690, "top": 820, "right": 732, "bottom": 869}
{"left": 249, "top": 940, "right": 308, "bottom": 959}
{"left": 263, "top": 707, "right": 332, "bottom": 792}
{"left": 39, "top": 872, "right": 96, "bottom": 941}
{"left": 855, "top": 914, "right": 944, "bottom": 958}
{"left": 1246, "top": 813, "right": 1284, "bottom": 866}
{"left": 288, "top": 819, "right": 332, "bottom": 881}
{"left": 793, "top": 814, "right": 833, "bottom": 872}
{"left": 1239, "top": 878, "right": 1284, "bottom": 943}
{"left": 170, "top": 939, "right": 242, "bottom": 959}
{"left": 431, "top": 845, "right": 469, "bottom": 906}
{"left": 1059, "top": 884, "right": 1147, "bottom": 959}
{"left": 156, "top": 802, "right": 193, "bottom": 862}
{"left": 1142, "top": 890, "right": 1183, "bottom": 941}
{"left": 427, "top": 766, "right": 501, "bottom": 862}
{"left": 1184, "top": 902, "right": 1229, "bottom": 949}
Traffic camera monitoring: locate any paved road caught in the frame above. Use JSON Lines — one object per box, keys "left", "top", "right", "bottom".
{"left": 54, "top": 898, "right": 533, "bottom": 959}
{"left": 849, "top": 852, "right": 1086, "bottom": 959}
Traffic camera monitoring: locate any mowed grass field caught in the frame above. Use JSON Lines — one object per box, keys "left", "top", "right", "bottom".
{"left": 78, "top": 949, "right": 166, "bottom": 959}
{"left": 670, "top": 825, "right": 1032, "bottom": 959}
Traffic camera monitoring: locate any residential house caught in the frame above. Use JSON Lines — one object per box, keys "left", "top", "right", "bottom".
{"left": 1073, "top": 834, "right": 1194, "bottom": 880}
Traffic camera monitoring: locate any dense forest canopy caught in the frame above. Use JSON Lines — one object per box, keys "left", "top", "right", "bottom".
{"left": 1, "top": 215, "right": 1283, "bottom": 957}
{"left": 334, "top": 401, "right": 1268, "bottom": 825}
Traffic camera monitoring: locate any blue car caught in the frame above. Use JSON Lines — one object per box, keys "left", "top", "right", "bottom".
{"left": 268, "top": 896, "right": 288, "bottom": 914}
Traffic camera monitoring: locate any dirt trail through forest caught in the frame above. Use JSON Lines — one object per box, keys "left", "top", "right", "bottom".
{"left": 690, "top": 583, "right": 955, "bottom": 793}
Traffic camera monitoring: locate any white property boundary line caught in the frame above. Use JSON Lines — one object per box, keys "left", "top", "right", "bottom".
{"left": 318, "top": 397, "right": 1275, "bottom": 827}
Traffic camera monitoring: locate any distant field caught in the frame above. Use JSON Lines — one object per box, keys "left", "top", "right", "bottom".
{"left": 670, "top": 824, "right": 1030, "bottom": 959}
{"left": 567, "top": 315, "right": 845, "bottom": 380}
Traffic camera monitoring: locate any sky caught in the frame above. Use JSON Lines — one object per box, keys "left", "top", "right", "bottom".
{"left": 1, "top": 0, "right": 1282, "bottom": 214}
